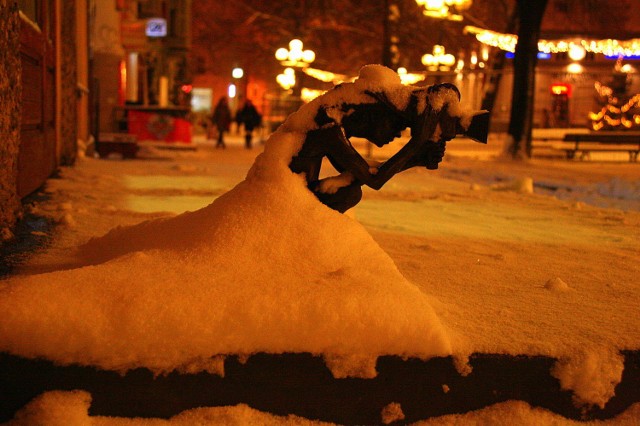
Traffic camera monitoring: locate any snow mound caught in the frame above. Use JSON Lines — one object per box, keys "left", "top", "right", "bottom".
{"left": 551, "top": 348, "right": 624, "bottom": 409}
{"left": 7, "top": 390, "right": 333, "bottom": 426}
{"left": 10, "top": 390, "right": 640, "bottom": 425}
{"left": 491, "top": 177, "right": 534, "bottom": 194}
{"left": 0, "top": 67, "right": 452, "bottom": 377}
{"left": 544, "top": 277, "right": 571, "bottom": 292}
{"left": 0, "top": 157, "right": 451, "bottom": 376}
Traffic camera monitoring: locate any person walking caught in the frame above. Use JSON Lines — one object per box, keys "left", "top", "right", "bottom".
{"left": 235, "top": 99, "right": 262, "bottom": 149}
{"left": 211, "top": 97, "right": 232, "bottom": 148}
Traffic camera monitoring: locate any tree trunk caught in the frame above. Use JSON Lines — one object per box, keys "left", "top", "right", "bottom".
{"left": 480, "top": 7, "right": 517, "bottom": 114}
{"left": 506, "top": 0, "right": 548, "bottom": 159}
{"left": 382, "top": 0, "right": 400, "bottom": 69}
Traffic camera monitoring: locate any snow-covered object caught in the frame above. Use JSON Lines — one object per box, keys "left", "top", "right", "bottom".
{"left": 278, "top": 64, "right": 476, "bottom": 152}
{"left": 2, "top": 66, "right": 636, "bottom": 414}
{"left": 491, "top": 177, "right": 534, "bottom": 194}
{"left": 544, "top": 277, "right": 571, "bottom": 292}
{"left": 0, "top": 66, "right": 452, "bottom": 377}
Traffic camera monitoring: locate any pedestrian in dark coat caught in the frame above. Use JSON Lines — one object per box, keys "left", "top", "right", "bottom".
{"left": 235, "top": 99, "right": 262, "bottom": 149}
{"left": 212, "top": 97, "right": 232, "bottom": 148}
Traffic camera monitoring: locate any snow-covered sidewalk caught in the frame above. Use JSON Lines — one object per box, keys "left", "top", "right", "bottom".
{"left": 1, "top": 131, "right": 639, "bottom": 424}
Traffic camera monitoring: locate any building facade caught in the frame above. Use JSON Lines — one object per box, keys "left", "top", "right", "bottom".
{"left": 472, "top": 0, "right": 640, "bottom": 131}
{"left": 92, "top": 0, "right": 193, "bottom": 139}
{"left": 0, "top": 0, "right": 87, "bottom": 237}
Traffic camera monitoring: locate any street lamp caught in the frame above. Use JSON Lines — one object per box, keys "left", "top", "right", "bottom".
{"left": 232, "top": 67, "right": 244, "bottom": 79}
{"left": 275, "top": 39, "right": 315, "bottom": 96}
{"left": 415, "top": 0, "right": 472, "bottom": 21}
{"left": 275, "top": 39, "right": 316, "bottom": 68}
{"left": 422, "top": 45, "right": 456, "bottom": 71}
{"left": 231, "top": 67, "right": 244, "bottom": 110}
{"left": 276, "top": 68, "right": 296, "bottom": 90}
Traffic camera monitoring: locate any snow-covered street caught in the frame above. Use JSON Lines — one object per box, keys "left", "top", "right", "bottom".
{"left": 1, "top": 130, "right": 637, "bottom": 424}
{"left": 2, "top": 91, "right": 640, "bottom": 420}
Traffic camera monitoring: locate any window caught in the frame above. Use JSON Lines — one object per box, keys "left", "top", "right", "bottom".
{"left": 18, "top": 0, "right": 40, "bottom": 24}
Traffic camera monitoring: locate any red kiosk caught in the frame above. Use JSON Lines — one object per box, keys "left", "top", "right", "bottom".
{"left": 125, "top": 105, "right": 192, "bottom": 146}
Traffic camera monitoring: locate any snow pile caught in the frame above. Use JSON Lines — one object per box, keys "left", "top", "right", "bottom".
{"left": 7, "top": 390, "right": 334, "bottom": 426}
{"left": 551, "top": 349, "right": 625, "bottom": 409}
{"left": 2, "top": 66, "right": 638, "bottom": 419}
{"left": 8, "top": 390, "right": 640, "bottom": 425}
{"left": 0, "top": 65, "right": 451, "bottom": 377}
{"left": 544, "top": 277, "right": 572, "bottom": 292}
{"left": 490, "top": 176, "right": 534, "bottom": 193}
{"left": 381, "top": 402, "right": 405, "bottom": 424}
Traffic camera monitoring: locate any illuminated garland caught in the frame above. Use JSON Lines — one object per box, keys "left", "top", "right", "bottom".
{"left": 303, "top": 67, "right": 347, "bottom": 84}
{"left": 463, "top": 25, "right": 640, "bottom": 57}
{"left": 589, "top": 83, "right": 640, "bottom": 130}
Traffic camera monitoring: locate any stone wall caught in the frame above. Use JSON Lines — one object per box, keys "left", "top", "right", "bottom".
{"left": 0, "top": 2, "right": 22, "bottom": 239}
{"left": 59, "top": 0, "right": 78, "bottom": 165}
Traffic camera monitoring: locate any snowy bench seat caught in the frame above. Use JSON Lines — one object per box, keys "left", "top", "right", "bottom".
{"left": 562, "top": 132, "right": 640, "bottom": 161}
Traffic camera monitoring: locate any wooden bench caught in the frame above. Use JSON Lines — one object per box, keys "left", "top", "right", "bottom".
{"left": 96, "top": 133, "right": 139, "bottom": 159}
{"left": 562, "top": 132, "right": 640, "bottom": 161}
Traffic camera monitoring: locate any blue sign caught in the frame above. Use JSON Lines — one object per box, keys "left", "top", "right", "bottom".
{"left": 605, "top": 55, "right": 640, "bottom": 60}
{"left": 505, "top": 52, "right": 551, "bottom": 59}
{"left": 146, "top": 18, "right": 167, "bottom": 38}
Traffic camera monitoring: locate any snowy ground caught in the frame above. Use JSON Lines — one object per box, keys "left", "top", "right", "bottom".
{"left": 2, "top": 131, "right": 640, "bottom": 424}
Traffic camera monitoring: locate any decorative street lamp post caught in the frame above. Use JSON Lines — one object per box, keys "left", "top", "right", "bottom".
{"left": 422, "top": 44, "right": 456, "bottom": 84}
{"left": 275, "top": 39, "right": 315, "bottom": 97}
{"left": 275, "top": 39, "right": 316, "bottom": 68}
{"left": 422, "top": 45, "right": 456, "bottom": 72}
{"left": 230, "top": 67, "right": 245, "bottom": 111}
{"left": 415, "top": 0, "right": 472, "bottom": 21}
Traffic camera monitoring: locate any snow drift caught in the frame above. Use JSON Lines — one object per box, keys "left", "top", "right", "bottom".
{"left": 0, "top": 65, "right": 453, "bottom": 377}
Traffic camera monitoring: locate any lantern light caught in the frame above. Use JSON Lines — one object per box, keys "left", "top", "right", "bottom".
{"left": 275, "top": 48, "right": 289, "bottom": 61}
{"left": 228, "top": 84, "right": 237, "bottom": 98}
{"left": 422, "top": 45, "right": 456, "bottom": 71}
{"left": 415, "top": 0, "right": 471, "bottom": 21}
{"left": 275, "top": 39, "right": 315, "bottom": 68}
{"left": 276, "top": 67, "right": 296, "bottom": 90}
{"left": 567, "top": 63, "right": 584, "bottom": 74}
{"left": 568, "top": 44, "right": 586, "bottom": 61}
{"left": 232, "top": 68, "right": 244, "bottom": 79}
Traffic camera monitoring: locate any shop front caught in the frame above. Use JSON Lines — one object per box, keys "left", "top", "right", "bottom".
{"left": 121, "top": 105, "right": 191, "bottom": 145}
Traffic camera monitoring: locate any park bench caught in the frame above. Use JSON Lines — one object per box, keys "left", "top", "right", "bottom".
{"left": 96, "top": 133, "right": 139, "bottom": 159}
{"left": 562, "top": 131, "right": 640, "bottom": 161}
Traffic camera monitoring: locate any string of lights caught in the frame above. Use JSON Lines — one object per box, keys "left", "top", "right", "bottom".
{"left": 589, "top": 89, "right": 640, "bottom": 130}
{"left": 463, "top": 25, "right": 640, "bottom": 57}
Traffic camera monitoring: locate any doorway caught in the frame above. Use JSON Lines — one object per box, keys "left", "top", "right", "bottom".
{"left": 17, "top": 0, "right": 58, "bottom": 197}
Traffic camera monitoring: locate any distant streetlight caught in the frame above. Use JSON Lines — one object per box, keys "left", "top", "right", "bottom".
{"left": 415, "top": 0, "right": 472, "bottom": 21}
{"left": 396, "top": 67, "right": 425, "bottom": 85}
{"left": 232, "top": 67, "right": 244, "bottom": 79}
{"left": 422, "top": 45, "right": 456, "bottom": 71}
{"left": 567, "top": 63, "right": 584, "bottom": 74}
{"left": 275, "top": 39, "right": 315, "bottom": 96}
{"left": 275, "top": 39, "right": 315, "bottom": 68}
{"left": 568, "top": 44, "right": 586, "bottom": 62}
